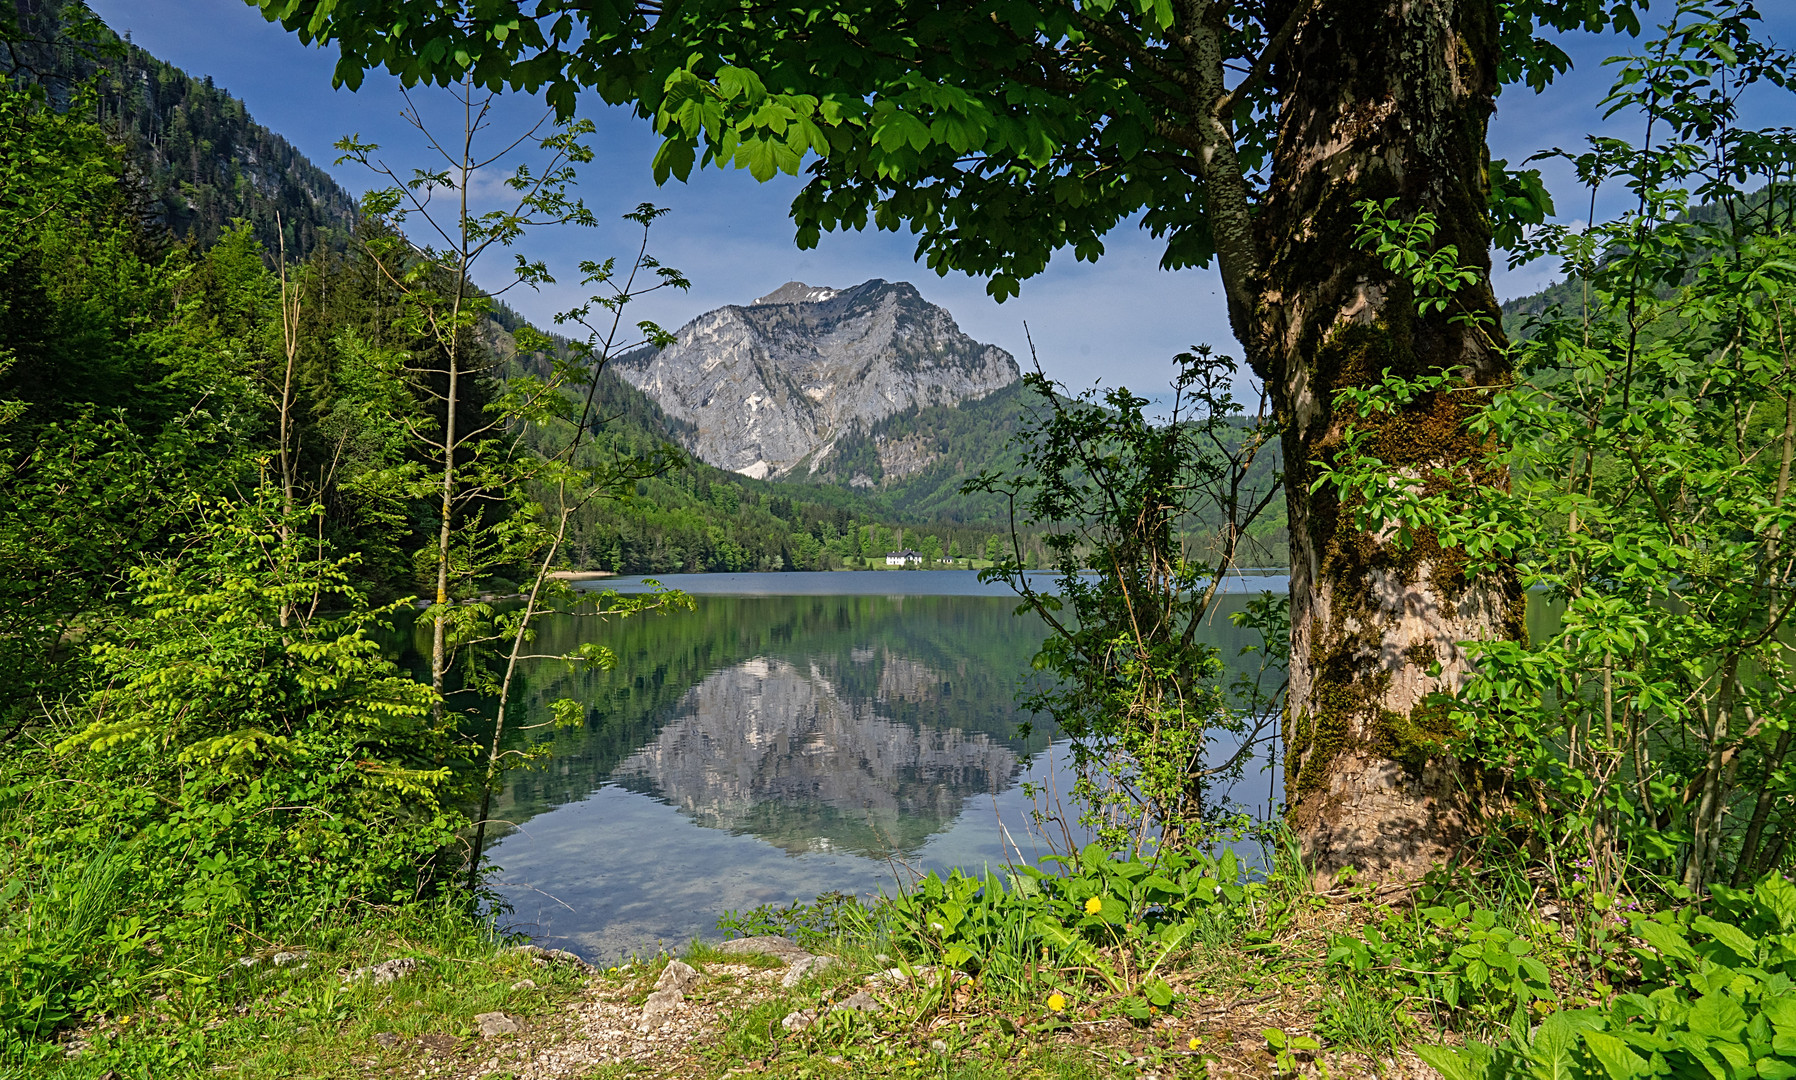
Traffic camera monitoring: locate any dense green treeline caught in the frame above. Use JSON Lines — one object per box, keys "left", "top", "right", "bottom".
{"left": 4, "top": 0, "right": 356, "bottom": 259}
{"left": 559, "top": 459, "right": 1043, "bottom": 574}
{"left": 0, "top": 22, "right": 492, "bottom": 1055}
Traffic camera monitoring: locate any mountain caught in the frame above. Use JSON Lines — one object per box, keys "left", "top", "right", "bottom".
{"left": 4, "top": 0, "right": 357, "bottom": 260}
{"left": 614, "top": 279, "right": 1021, "bottom": 480}
{"left": 793, "top": 381, "right": 1040, "bottom": 522}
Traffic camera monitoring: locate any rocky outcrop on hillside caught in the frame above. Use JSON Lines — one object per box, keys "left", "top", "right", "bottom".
{"left": 613, "top": 280, "right": 1019, "bottom": 479}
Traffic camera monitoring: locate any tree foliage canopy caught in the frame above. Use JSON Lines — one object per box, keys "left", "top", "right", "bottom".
{"left": 252, "top": 0, "right": 1642, "bottom": 298}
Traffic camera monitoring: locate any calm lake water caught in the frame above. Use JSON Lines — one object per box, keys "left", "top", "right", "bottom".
{"left": 464, "top": 571, "right": 1287, "bottom": 960}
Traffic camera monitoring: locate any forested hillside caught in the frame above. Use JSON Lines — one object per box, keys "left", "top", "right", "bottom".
{"left": 4, "top": 0, "right": 356, "bottom": 258}
{"left": 0, "top": 0, "right": 1047, "bottom": 578}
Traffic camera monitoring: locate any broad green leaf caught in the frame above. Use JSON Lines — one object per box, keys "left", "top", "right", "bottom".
{"left": 1636, "top": 919, "right": 1699, "bottom": 964}
{"left": 1693, "top": 916, "right": 1761, "bottom": 963}
{"left": 1583, "top": 1030, "right": 1650, "bottom": 1079}
{"left": 1414, "top": 1043, "right": 1496, "bottom": 1080}
{"left": 1688, "top": 993, "right": 1750, "bottom": 1042}
{"left": 1758, "top": 875, "right": 1796, "bottom": 933}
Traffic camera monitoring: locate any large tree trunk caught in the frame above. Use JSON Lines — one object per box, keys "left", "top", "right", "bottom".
{"left": 1256, "top": 0, "right": 1523, "bottom": 880}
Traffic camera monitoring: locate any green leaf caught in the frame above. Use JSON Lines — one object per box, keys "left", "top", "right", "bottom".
{"left": 1414, "top": 1043, "right": 1497, "bottom": 1080}
{"left": 1688, "top": 993, "right": 1750, "bottom": 1042}
{"left": 1693, "top": 916, "right": 1761, "bottom": 963}
{"left": 1142, "top": 977, "right": 1174, "bottom": 1007}
{"left": 1758, "top": 875, "right": 1796, "bottom": 933}
{"left": 1583, "top": 1030, "right": 1650, "bottom": 1080}
{"left": 1532, "top": 1008, "right": 1603, "bottom": 1076}
{"left": 1636, "top": 919, "right": 1699, "bottom": 964}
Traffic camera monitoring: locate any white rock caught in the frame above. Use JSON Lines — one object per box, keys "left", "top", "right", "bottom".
{"left": 654, "top": 960, "right": 699, "bottom": 994}
{"left": 780, "top": 1009, "right": 817, "bottom": 1033}
{"left": 638, "top": 987, "right": 682, "bottom": 1029}
{"left": 474, "top": 1011, "right": 522, "bottom": 1038}
{"left": 346, "top": 957, "right": 420, "bottom": 985}
{"left": 780, "top": 955, "right": 835, "bottom": 988}
{"left": 832, "top": 991, "right": 883, "bottom": 1015}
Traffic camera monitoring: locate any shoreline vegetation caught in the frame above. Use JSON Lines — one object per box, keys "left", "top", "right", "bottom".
{"left": 8, "top": 2, "right": 1796, "bottom": 1079}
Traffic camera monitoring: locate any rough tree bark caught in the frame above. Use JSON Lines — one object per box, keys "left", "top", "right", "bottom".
{"left": 1255, "top": 0, "right": 1523, "bottom": 879}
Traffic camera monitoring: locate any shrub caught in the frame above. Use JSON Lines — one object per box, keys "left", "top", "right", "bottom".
{"left": 1421, "top": 873, "right": 1796, "bottom": 1079}
{"left": 0, "top": 493, "right": 473, "bottom": 1043}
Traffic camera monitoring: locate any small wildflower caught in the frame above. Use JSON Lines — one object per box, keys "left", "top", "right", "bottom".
{"left": 1084, "top": 896, "right": 1103, "bottom": 915}
{"left": 1047, "top": 993, "right": 1067, "bottom": 1012}
{"left": 1189, "top": 1037, "right": 1201, "bottom": 1050}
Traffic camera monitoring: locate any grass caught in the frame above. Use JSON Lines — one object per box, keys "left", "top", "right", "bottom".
{"left": 5, "top": 901, "right": 597, "bottom": 1080}
{"left": 7, "top": 833, "right": 1624, "bottom": 1080}
{"left": 0, "top": 889, "right": 1456, "bottom": 1080}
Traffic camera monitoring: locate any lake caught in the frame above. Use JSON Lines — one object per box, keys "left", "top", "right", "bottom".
{"left": 466, "top": 571, "right": 1287, "bottom": 960}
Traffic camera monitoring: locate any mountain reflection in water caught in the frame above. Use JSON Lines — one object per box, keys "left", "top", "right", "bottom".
{"left": 469, "top": 590, "right": 1272, "bottom": 959}
{"left": 611, "top": 653, "right": 1022, "bottom": 857}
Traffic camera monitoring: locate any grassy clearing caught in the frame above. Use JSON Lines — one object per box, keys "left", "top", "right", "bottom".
{"left": 17, "top": 837, "right": 1789, "bottom": 1079}
{"left": 5, "top": 903, "right": 594, "bottom": 1080}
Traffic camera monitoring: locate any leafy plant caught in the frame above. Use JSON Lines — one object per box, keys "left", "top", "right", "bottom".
{"left": 1421, "top": 872, "right": 1796, "bottom": 1079}
{"left": 965, "top": 347, "right": 1284, "bottom": 849}
{"left": 1329, "top": 901, "right": 1557, "bottom": 1030}
{"left": 883, "top": 843, "right": 1261, "bottom": 1021}
{"left": 1263, "top": 1026, "right": 1321, "bottom": 1076}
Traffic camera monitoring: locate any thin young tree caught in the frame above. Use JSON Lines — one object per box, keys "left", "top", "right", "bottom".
{"left": 335, "top": 82, "right": 596, "bottom": 710}
{"left": 463, "top": 205, "right": 692, "bottom": 890}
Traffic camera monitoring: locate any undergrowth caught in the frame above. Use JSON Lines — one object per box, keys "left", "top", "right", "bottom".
{"left": 713, "top": 836, "right": 1796, "bottom": 1080}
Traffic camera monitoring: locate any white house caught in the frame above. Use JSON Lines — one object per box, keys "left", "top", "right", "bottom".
{"left": 885, "top": 549, "right": 923, "bottom": 567}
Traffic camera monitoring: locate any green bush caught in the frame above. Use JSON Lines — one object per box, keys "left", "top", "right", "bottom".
{"left": 0, "top": 493, "right": 473, "bottom": 1045}
{"left": 1421, "top": 873, "right": 1796, "bottom": 1079}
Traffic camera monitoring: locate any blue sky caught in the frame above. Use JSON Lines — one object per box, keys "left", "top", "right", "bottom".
{"left": 88, "top": 0, "right": 1796, "bottom": 391}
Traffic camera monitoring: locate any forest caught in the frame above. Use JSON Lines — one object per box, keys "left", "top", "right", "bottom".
{"left": 4, "top": 0, "right": 1796, "bottom": 1078}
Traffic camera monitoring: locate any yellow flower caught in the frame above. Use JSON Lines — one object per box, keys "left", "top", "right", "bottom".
{"left": 1188, "top": 1037, "right": 1201, "bottom": 1050}
{"left": 1084, "top": 896, "right": 1103, "bottom": 915}
{"left": 1047, "top": 993, "right": 1067, "bottom": 1012}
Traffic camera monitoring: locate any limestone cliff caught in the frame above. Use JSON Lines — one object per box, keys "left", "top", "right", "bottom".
{"left": 612, "top": 280, "right": 1019, "bottom": 479}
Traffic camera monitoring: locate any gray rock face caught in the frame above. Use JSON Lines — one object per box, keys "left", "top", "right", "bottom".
{"left": 614, "top": 280, "right": 1018, "bottom": 479}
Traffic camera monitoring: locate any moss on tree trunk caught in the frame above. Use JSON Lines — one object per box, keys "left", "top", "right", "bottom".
{"left": 1255, "top": 0, "right": 1523, "bottom": 880}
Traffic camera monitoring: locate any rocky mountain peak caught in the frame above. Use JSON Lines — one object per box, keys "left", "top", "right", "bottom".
{"left": 615, "top": 279, "right": 1020, "bottom": 481}
{"left": 753, "top": 281, "right": 843, "bottom": 305}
